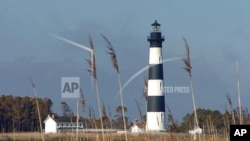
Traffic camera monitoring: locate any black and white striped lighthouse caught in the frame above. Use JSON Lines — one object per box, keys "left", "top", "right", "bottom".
{"left": 146, "top": 20, "right": 166, "bottom": 131}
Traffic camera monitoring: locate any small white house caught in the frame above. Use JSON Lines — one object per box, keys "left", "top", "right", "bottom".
{"left": 44, "top": 115, "right": 57, "bottom": 133}
{"left": 129, "top": 124, "right": 142, "bottom": 133}
{"left": 189, "top": 127, "right": 202, "bottom": 141}
{"left": 44, "top": 114, "right": 84, "bottom": 133}
{"left": 129, "top": 123, "right": 145, "bottom": 133}
{"left": 189, "top": 126, "right": 202, "bottom": 135}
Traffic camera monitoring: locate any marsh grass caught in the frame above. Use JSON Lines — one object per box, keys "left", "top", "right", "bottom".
{"left": 0, "top": 132, "right": 228, "bottom": 141}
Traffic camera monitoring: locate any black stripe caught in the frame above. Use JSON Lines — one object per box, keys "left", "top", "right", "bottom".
{"left": 148, "top": 40, "right": 163, "bottom": 47}
{"left": 147, "top": 96, "right": 165, "bottom": 112}
{"left": 148, "top": 64, "right": 163, "bottom": 79}
{"left": 147, "top": 32, "right": 164, "bottom": 47}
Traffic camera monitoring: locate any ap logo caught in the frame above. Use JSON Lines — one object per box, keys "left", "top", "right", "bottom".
{"left": 61, "top": 77, "right": 80, "bottom": 98}
{"left": 230, "top": 125, "right": 250, "bottom": 141}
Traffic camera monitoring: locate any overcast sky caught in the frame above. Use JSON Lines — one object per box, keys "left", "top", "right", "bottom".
{"left": 1, "top": 0, "right": 250, "bottom": 122}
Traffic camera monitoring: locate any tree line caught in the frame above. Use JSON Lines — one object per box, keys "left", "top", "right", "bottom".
{"left": 168, "top": 107, "right": 250, "bottom": 134}
{"left": 0, "top": 95, "right": 132, "bottom": 132}
{"left": 0, "top": 95, "right": 53, "bottom": 132}
{"left": 1, "top": 95, "right": 250, "bottom": 133}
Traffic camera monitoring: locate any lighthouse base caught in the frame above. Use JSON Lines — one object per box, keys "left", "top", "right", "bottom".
{"left": 146, "top": 112, "right": 166, "bottom": 132}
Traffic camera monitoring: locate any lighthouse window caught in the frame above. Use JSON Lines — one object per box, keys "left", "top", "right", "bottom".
{"left": 152, "top": 26, "right": 160, "bottom": 32}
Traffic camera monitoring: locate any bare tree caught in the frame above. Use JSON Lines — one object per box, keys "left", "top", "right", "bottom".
{"left": 60, "top": 101, "right": 73, "bottom": 117}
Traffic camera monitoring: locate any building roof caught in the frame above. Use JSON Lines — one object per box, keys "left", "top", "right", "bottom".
{"left": 44, "top": 114, "right": 84, "bottom": 123}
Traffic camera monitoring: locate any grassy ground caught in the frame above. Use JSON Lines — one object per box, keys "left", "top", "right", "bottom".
{"left": 0, "top": 132, "right": 228, "bottom": 141}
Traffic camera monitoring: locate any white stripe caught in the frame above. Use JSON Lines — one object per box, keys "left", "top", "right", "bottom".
{"left": 146, "top": 112, "right": 165, "bottom": 131}
{"left": 149, "top": 48, "right": 162, "bottom": 64}
{"left": 148, "top": 80, "right": 164, "bottom": 96}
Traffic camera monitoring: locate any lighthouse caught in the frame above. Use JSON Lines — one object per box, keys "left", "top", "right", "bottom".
{"left": 146, "top": 20, "right": 166, "bottom": 131}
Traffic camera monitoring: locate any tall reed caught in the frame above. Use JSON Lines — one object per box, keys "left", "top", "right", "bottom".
{"left": 78, "top": 88, "right": 86, "bottom": 141}
{"left": 30, "top": 78, "right": 45, "bottom": 141}
{"left": 225, "top": 93, "right": 236, "bottom": 124}
{"left": 182, "top": 37, "right": 200, "bottom": 141}
{"left": 166, "top": 104, "right": 177, "bottom": 132}
{"left": 142, "top": 76, "right": 148, "bottom": 123}
{"left": 101, "top": 34, "right": 128, "bottom": 141}
{"left": 236, "top": 59, "right": 243, "bottom": 124}
{"left": 135, "top": 99, "right": 144, "bottom": 123}
{"left": 142, "top": 76, "right": 148, "bottom": 101}
{"left": 222, "top": 104, "right": 230, "bottom": 140}
{"left": 86, "top": 35, "right": 105, "bottom": 141}
{"left": 141, "top": 76, "right": 150, "bottom": 141}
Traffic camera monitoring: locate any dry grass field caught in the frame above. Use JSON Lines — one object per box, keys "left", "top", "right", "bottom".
{"left": 0, "top": 132, "right": 228, "bottom": 141}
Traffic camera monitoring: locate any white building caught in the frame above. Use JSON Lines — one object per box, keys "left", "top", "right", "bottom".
{"left": 44, "top": 115, "right": 57, "bottom": 133}
{"left": 189, "top": 126, "right": 202, "bottom": 135}
{"left": 129, "top": 124, "right": 142, "bottom": 133}
{"left": 129, "top": 122, "right": 145, "bottom": 133}
{"left": 43, "top": 114, "right": 84, "bottom": 133}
